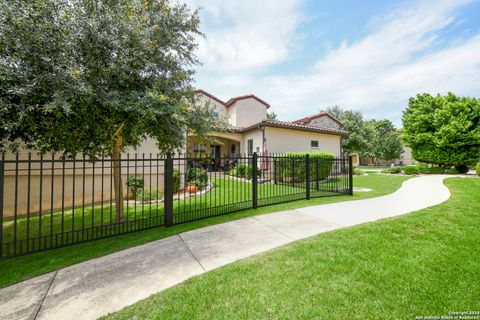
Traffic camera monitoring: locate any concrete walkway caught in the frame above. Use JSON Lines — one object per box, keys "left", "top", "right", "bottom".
{"left": 0, "top": 175, "right": 451, "bottom": 320}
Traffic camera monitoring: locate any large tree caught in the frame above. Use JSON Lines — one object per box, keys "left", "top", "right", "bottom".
{"left": 0, "top": 0, "right": 216, "bottom": 221}
{"left": 323, "top": 106, "right": 374, "bottom": 156}
{"left": 366, "top": 119, "right": 403, "bottom": 162}
{"left": 402, "top": 93, "right": 480, "bottom": 168}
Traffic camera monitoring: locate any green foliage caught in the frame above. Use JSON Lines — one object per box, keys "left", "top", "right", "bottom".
{"left": 0, "top": 0, "right": 217, "bottom": 156}
{"left": 324, "top": 106, "right": 373, "bottom": 156}
{"left": 403, "top": 165, "right": 419, "bottom": 175}
{"left": 429, "top": 166, "right": 445, "bottom": 174}
{"left": 455, "top": 165, "right": 469, "bottom": 174}
{"left": 445, "top": 168, "right": 459, "bottom": 175}
{"left": 266, "top": 111, "right": 277, "bottom": 120}
{"left": 477, "top": 163, "right": 480, "bottom": 176}
{"left": 172, "top": 169, "right": 181, "bottom": 194}
{"left": 366, "top": 120, "right": 403, "bottom": 161}
{"left": 134, "top": 189, "right": 163, "bottom": 202}
{"left": 416, "top": 163, "right": 429, "bottom": 174}
{"left": 187, "top": 167, "right": 208, "bottom": 189}
{"left": 352, "top": 167, "right": 364, "bottom": 176}
{"left": 382, "top": 166, "right": 402, "bottom": 174}
{"left": 127, "top": 176, "right": 145, "bottom": 199}
{"left": 402, "top": 93, "right": 480, "bottom": 167}
{"left": 229, "top": 165, "right": 260, "bottom": 180}
{"left": 274, "top": 152, "right": 335, "bottom": 182}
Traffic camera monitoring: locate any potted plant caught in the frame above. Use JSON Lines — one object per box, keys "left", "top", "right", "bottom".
{"left": 187, "top": 180, "right": 198, "bottom": 194}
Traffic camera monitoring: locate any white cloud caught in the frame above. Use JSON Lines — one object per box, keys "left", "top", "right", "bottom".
{"left": 187, "top": 0, "right": 303, "bottom": 71}
{"left": 189, "top": 0, "right": 480, "bottom": 125}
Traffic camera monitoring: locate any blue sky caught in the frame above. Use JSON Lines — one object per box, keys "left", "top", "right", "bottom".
{"left": 184, "top": 0, "right": 480, "bottom": 126}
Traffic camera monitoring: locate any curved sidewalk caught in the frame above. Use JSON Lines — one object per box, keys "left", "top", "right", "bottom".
{"left": 0, "top": 175, "right": 451, "bottom": 320}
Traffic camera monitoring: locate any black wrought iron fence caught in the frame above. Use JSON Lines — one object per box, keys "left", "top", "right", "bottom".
{"left": 0, "top": 153, "right": 352, "bottom": 258}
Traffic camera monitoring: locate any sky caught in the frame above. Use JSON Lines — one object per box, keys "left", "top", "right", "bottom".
{"left": 183, "top": 0, "right": 480, "bottom": 126}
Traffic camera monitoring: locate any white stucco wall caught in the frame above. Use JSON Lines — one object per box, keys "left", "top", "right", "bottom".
{"left": 264, "top": 127, "right": 342, "bottom": 156}
{"left": 241, "top": 129, "right": 263, "bottom": 155}
{"left": 195, "top": 93, "right": 229, "bottom": 122}
{"left": 228, "top": 98, "right": 267, "bottom": 127}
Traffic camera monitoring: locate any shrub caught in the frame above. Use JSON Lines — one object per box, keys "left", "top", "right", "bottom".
{"left": 134, "top": 188, "right": 163, "bottom": 202}
{"left": 274, "top": 152, "right": 335, "bottom": 182}
{"left": 187, "top": 167, "right": 208, "bottom": 189}
{"left": 353, "top": 167, "right": 364, "bottom": 176}
{"left": 382, "top": 166, "right": 402, "bottom": 174}
{"left": 403, "top": 165, "right": 419, "bottom": 175}
{"left": 455, "top": 164, "right": 469, "bottom": 174}
{"left": 127, "top": 176, "right": 144, "bottom": 199}
{"left": 173, "top": 169, "right": 181, "bottom": 193}
{"left": 429, "top": 166, "right": 445, "bottom": 174}
{"left": 476, "top": 162, "right": 480, "bottom": 176}
{"left": 445, "top": 167, "right": 459, "bottom": 174}
{"left": 229, "top": 165, "right": 260, "bottom": 179}
{"left": 416, "top": 163, "right": 429, "bottom": 174}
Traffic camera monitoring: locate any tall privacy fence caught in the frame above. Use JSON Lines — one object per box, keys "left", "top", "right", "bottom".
{"left": 0, "top": 152, "right": 353, "bottom": 258}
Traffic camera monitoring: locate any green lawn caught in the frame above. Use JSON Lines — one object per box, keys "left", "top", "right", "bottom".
{"left": 102, "top": 178, "right": 480, "bottom": 320}
{"left": 0, "top": 173, "right": 410, "bottom": 288}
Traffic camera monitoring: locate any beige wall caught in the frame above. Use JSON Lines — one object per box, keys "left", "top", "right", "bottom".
{"left": 228, "top": 98, "right": 267, "bottom": 127}
{"left": 265, "top": 127, "right": 342, "bottom": 156}
{"left": 1, "top": 138, "right": 173, "bottom": 217}
{"left": 241, "top": 129, "right": 263, "bottom": 155}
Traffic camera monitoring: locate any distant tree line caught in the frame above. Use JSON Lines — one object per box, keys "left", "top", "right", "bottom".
{"left": 322, "top": 106, "right": 403, "bottom": 162}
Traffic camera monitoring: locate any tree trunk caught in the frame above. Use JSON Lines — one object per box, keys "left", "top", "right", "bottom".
{"left": 112, "top": 130, "right": 124, "bottom": 223}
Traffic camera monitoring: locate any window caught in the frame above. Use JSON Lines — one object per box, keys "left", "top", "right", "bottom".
{"left": 311, "top": 140, "right": 319, "bottom": 148}
{"left": 247, "top": 139, "right": 254, "bottom": 155}
{"left": 193, "top": 143, "right": 206, "bottom": 152}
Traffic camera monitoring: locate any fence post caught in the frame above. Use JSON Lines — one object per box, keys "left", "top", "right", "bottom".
{"left": 305, "top": 154, "right": 310, "bottom": 200}
{"left": 0, "top": 154, "right": 4, "bottom": 258}
{"left": 348, "top": 156, "right": 353, "bottom": 195}
{"left": 164, "top": 153, "right": 174, "bottom": 226}
{"left": 252, "top": 153, "right": 258, "bottom": 209}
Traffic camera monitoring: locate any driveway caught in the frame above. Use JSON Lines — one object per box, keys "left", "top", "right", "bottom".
{"left": 0, "top": 175, "right": 451, "bottom": 320}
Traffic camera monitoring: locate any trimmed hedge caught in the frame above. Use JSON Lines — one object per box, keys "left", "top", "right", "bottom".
{"left": 445, "top": 167, "right": 459, "bottom": 174}
{"left": 382, "top": 166, "right": 402, "bottom": 174}
{"left": 403, "top": 165, "right": 419, "bottom": 175}
{"left": 274, "top": 152, "right": 335, "bottom": 182}
{"left": 428, "top": 166, "right": 445, "bottom": 174}
{"left": 353, "top": 167, "right": 364, "bottom": 176}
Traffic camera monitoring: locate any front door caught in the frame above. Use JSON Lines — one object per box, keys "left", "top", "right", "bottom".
{"left": 210, "top": 145, "right": 221, "bottom": 170}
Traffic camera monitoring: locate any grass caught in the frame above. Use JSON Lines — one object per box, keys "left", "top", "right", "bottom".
{"left": 2, "top": 176, "right": 339, "bottom": 246}
{"left": 102, "top": 178, "right": 480, "bottom": 320}
{"left": 0, "top": 173, "right": 410, "bottom": 288}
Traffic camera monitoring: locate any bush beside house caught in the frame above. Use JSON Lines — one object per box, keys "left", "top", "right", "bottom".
{"left": 403, "top": 165, "right": 420, "bottom": 175}
{"left": 274, "top": 152, "right": 335, "bottom": 182}
{"left": 228, "top": 165, "right": 261, "bottom": 180}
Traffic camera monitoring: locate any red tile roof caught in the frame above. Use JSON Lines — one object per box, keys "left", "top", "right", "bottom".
{"left": 228, "top": 120, "right": 347, "bottom": 136}
{"left": 193, "top": 89, "right": 226, "bottom": 105}
{"left": 225, "top": 94, "right": 271, "bottom": 109}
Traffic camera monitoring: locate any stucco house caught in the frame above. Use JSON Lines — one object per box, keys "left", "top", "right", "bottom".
{"left": 188, "top": 89, "right": 346, "bottom": 159}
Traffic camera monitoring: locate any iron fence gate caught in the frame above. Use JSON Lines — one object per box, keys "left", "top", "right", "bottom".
{"left": 0, "top": 152, "right": 352, "bottom": 258}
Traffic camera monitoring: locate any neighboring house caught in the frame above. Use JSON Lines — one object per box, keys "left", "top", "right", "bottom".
{"left": 188, "top": 89, "right": 346, "bottom": 159}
